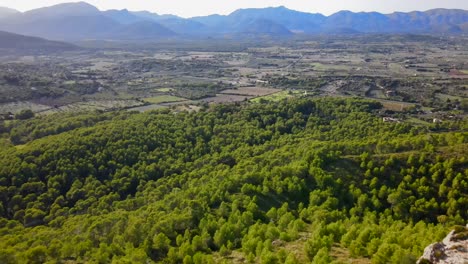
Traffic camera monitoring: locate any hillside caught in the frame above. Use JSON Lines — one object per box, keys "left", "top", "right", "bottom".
{"left": 0, "top": 98, "right": 466, "bottom": 263}
{"left": 0, "top": 30, "right": 77, "bottom": 52}
{"left": 108, "top": 21, "right": 176, "bottom": 40}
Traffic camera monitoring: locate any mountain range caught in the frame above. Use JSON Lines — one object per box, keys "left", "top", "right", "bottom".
{"left": 0, "top": 2, "right": 467, "bottom": 41}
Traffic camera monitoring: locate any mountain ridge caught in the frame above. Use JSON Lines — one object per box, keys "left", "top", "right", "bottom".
{"left": 0, "top": 30, "right": 77, "bottom": 53}
{"left": 0, "top": 3, "right": 466, "bottom": 40}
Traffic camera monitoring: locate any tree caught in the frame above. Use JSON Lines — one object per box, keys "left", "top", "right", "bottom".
{"left": 25, "top": 246, "right": 47, "bottom": 264}
{"left": 15, "top": 109, "right": 34, "bottom": 120}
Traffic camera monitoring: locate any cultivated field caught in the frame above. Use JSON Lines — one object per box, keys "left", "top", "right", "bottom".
{"left": 220, "top": 87, "right": 281, "bottom": 96}
{"left": 0, "top": 35, "right": 466, "bottom": 121}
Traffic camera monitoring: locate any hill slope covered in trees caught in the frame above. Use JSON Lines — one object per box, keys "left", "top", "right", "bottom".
{"left": 0, "top": 98, "right": 466, "bottom": 263}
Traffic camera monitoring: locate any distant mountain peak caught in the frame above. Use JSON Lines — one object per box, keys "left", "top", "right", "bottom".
{"left": 0, "top": 6, "right": 20, "bottom": 18}
{"left": 45, "top": 1, "right": 98, "bottom": 10}
{"left": 0, "top": 6, "right": 19, "bottom": 13}
{"left": 24, "top": 1, "right": 100, "bottom": 17}
{"left": 0, "top": 3, "right": 467, "bottom": 40}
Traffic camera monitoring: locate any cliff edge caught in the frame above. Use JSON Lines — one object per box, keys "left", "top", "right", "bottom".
{"left": 417, "top": 225, "right": 468, "bottom": 264}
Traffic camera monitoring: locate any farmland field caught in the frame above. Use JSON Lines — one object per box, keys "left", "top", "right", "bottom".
{"left": 220, "top": 87, "right": 281, "bottom": 96}
{"left": 250, "top": 90, "right": 294, "bottom": 102}
{"left": 155, "top": 88, "right": 174, "bottom": 92}
{"left": 143, "top": 95, "right": 186, "bottom": 104}
{"left": 126, "top": 104, "right": 167, "bottom": 112}
{"left": 199, "top": 94, "right": 252, "bottom": 103}
{"left": 0, "top": 35, "right": 466, "bottom": 129}
{"left": 376, "top": 99, "right": 416, "bottom": 111}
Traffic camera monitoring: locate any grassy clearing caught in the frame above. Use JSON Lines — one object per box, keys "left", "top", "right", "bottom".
{"left": 388, "top": 63, "right": 405, "bottom": 73}
{"left": 212, "top": 233, "right": 310, "bottom": 263}
{"left": 212, "top": 250, "right": 246, "bottom": 264}
{"left": 311, "top": 62, "right": 350, "bottom": 72}
{"left": 250, "top": 91, "right": 294, "bottom": 103}
{"left": 88, "top": 61, "right": 115, "bottom": 71}
{"left": 281, "top": 235, "right": 310, "bottom": 263}
{"left": 173, "top": 104, "right": 202, "bottom": 113}
{"left": 39, "top": 100, "right": 144, "bottom": 115}
{"left": 330, "top": 245, "right": 371, "bottom": 264}
{"left": 376, "top": 99, "right": 415, "bottom": 112}
{"left": 406, "top": 117, "right": 431, "bottom": 126}
{"left": 220, "top": 87, "right": 281, "bottom": 96}
{"left": 435, "top": 93, "right": 464, "bottom": 101}
{"left": 459, "top": 70, "right": 468, "bottom": 74}
{"left": 310, "top": 63, "right": 327, "bottom": 71}
{"left": 367, "top": 89, "right": 386, "bottom": 99}
{"left": 14, "top": 144, "right": 26, "bottom": 150}
{"left": 143, "top": 95, "right": 185, "bottom": 104}
{"left": 127, "top": 104, "right": 167, "bottom": 112}
{"left": 199, "top": 94, "right": 251, "bottom": 103}
{"left": 0, "top": 102, "right": 51, "bottom": 114}
{"left": 211, "top": 233, "right": 371, "bottom": 264}
{"left": 155, "top": 88, "right": 173, "bottom": 92}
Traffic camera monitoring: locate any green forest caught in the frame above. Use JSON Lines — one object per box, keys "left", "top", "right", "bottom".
{"left": 0, "top": 97, "right": 466, "bottom": 263}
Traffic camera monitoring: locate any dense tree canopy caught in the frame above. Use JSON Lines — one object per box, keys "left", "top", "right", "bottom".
{"left": 0, "top": 97, "right": 466, "bottom": 263}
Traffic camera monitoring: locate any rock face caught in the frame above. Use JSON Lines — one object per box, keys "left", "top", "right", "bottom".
{"left": 417, "top": 225, "right": 468, "bottom": 264}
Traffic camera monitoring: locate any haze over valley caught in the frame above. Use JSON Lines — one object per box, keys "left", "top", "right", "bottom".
{"left": 0, "top": 2, "right": 467, "bottom": 41}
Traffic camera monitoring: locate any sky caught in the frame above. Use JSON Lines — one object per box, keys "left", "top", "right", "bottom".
{"left": 1, "top": 0, "right": 467, "bottom": 18}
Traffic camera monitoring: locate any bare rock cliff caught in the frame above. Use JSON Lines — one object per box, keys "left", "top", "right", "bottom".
{"left": 417, "top": 225, "right": 468, "bottom": 264}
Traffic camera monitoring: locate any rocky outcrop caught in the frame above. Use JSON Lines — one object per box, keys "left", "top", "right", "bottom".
{"left": 417, "top": 225, "right": 468, "bottom": 264}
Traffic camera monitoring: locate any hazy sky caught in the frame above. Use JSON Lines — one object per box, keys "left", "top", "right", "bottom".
{"left": 1, "top": 0, "right": 467, "bottom": 17}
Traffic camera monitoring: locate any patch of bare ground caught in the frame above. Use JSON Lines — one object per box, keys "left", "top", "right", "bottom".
{"left": 212, "top": 250, "right": 246, "bottom": 264}
{"left": 199, "top": 94, "right": 252, "bottom": 103}
{"left": 330, "top": 245, "right": 371, "bottom": 264}
{"left": 377, "top": 99, "right": 415, "bottom": 111}
{"left": 281, "top": 235, "right": 310, "bottom": 263}
{"left": 220, "top": 87, "right": 281, "bottom": 96}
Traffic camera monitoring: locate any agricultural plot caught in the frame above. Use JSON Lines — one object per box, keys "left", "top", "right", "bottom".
{"left": 376, "top": 99, "right": 416, "bottom": 112}
{"left": 220, "top": 87, "right": 281, "bottom": 96}
{"left": 0, "top": 35, "right": 466, "bottom": 119}
{"left": 40, "top": 100, "right": 144, "bottom": 115}
{"left": 87, "top": 61, "right": 116, "bottom": 71}
{"left": 173, "top": 104, "right": 202, "bottom": 113}
{"left": 366, "top": 88, "right": 387, "bottom": 99}
{"left": 127, "top": 104, "right": 167, "bottom": 112}
{"left": 143, "top": 95, "right": 186, "bottom": 104}
{"left": 155, "top": 88, "right": 173, "bottom": 92}
{"left": 250, "top": 90, "right": 295, "bottom": 102}
{"left": 0, "top": 102, "right": 51, "bottom": 114}
{"left": 434, "top": 93, "right": 465, "bottom": 102}
{"left": 198, "top": 94, "right": 252, "bottom": 103}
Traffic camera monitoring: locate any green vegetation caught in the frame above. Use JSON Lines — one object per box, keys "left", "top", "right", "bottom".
{"left": 4, "top": 111, "right": 115, "bottom": 145}
{"left": 265, "top": 76, "right": 327, "bottom": 91}
{"left": 251, "top": 91, "right": 295, "bottom": 103}
{"left": 174, "top": 83, "right": 231, "bottom": 100}
{"left": 14, "top": 109, "right": 34, "bottom": 120}
{"left": 0, "top": 98, "right": 466, "bottom": 263}
{"left": 155, "top": 88, "right": 174, "bottom": 92}
{"left": 310, "top": 62, "right": 350, "bottom": 72}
